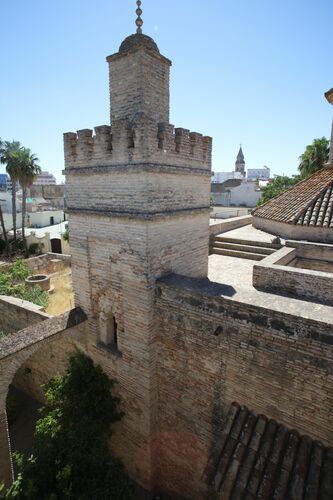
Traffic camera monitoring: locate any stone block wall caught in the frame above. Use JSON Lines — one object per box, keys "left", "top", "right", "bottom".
{"left": 107, "top": 49, "right": 171, "bottom": 124}
{"left": 12, "top": 334, "right": 80, "bottom": 402}
{"left": 154, "top": 276, "right": 333, "bottom": 497}
{"left": 64, "top": 210, "right": 210, "bottom": 488}
{"left": 64, "top": 119, "right": 212, "bottom": 170}
{"left": 0, "top": 296, "right": 49, "bottom": 335}
{"left": 253, "top": 245, "right": 333, "bottom": 305}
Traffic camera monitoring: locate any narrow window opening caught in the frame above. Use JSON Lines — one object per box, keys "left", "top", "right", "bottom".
{"left": 112, "top": 315, "right": 118, "bottom": 349}
{"left": 99, "top": 312, "right": 121, "bottom": 355}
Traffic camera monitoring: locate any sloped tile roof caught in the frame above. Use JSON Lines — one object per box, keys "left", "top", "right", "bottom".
{"left": 252, "top": 167, "right": 333, "bottom": 227}
{"left": 205, "top": 402, "right": 333, "bottom": 499}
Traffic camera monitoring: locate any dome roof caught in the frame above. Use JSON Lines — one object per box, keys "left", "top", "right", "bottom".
{"left": 119, "top": 33, "right": 160, "bottom": 54}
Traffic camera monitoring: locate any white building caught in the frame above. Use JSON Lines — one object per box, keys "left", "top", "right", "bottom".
{"left": 211, "top": 179, "right": 261, "bottom": 208}
{"left": 247, "top": 166, "right": 270, "bottom": 180}
{"left": 33, "top": 171, "right": 57, "bottom": 186}
{"left": 212, "top": 171, "right": 243, "bottom": 183}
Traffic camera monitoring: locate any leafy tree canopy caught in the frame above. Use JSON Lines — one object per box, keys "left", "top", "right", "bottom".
{"left": 3, "top": 352, "right": 133, "bottom": 500}
{"left": 257, "top": 175, "right": 301, "bottom": 205}
{"left": 298, "top": 137, "right": 329, "bottom": 178}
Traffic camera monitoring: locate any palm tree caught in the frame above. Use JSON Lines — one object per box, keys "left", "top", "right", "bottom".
{"left": 298, "top": 137, "right": 330, "bottom": 178}
{"left": 0, "top": 139, "right": 9, "bottom": 256}
{"left": 0, "top": 140, "right": 22, "bottom": 241}
{"left": 15, "top": 148, "right": 41, "bottom": 255}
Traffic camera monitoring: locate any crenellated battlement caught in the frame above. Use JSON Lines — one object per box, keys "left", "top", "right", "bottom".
{"left": 64, "top": 118, "right": 212, "bottom": 171}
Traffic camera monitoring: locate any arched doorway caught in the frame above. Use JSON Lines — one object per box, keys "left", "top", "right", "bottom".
{"left": 51, "top": 238, "right": 62, "bottom": 254}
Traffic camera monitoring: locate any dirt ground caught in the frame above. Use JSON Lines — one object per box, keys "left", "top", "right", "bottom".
{"left": 45, "top": 270, "right": 74, "bottom": 316}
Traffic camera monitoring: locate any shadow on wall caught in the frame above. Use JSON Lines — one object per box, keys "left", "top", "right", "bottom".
{"left": 7, "top": 386, "right": 41, "bottom": 476}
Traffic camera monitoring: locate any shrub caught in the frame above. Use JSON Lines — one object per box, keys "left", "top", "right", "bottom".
{"left": 62, "top": 227, "right": 69, "bottom": 243}
{"left": 4, "top": 352, "right": 134, "bottom": 500}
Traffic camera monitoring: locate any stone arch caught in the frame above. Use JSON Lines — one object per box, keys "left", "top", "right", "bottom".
{"left": 0, "top": 309, "right": 86, "bottom": 488}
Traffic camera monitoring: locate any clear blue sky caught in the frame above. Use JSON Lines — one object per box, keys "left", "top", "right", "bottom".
{"left": 1, "top": 0, "right": 332, "bottom": 182}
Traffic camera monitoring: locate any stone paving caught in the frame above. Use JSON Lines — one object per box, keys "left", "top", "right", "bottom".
{"left": 208, "top": 253, "right": 333, "bottom": 324}
{"left": 216, "top": 224, "right": 282, "bottom": 244}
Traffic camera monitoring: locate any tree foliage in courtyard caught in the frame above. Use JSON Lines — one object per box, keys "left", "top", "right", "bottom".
{"left": 298, "top": 137, "right": 329, "bottom": 178}
{"left": 257, "top": 175, "right": 301, "bottom": 205}
{"left": 3, "top": 352, "right": 133, "bottom": 500}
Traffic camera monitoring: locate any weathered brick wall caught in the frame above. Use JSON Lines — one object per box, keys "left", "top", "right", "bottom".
{"left": 66, "top": 169, "right": 211, "bottom": 215}
{"left": 107, "top": 49, "right": 170, "bottom": 124}
{"left": 0, "top": 296, "right": 49, "bottom": 335}
{"left": 65, "top": 210, "right": 210, "bottom": 489}
{"left": 253, "top": 245, "right": 333, "bottom": 305}
{"left": 154, "top": 277, "right": 333, "bottom": 496}
{"left": 64, "top": 121, "right": 212, "bottom": 170}
{"left": 253, "top": 261, "right": 333, "bottom": 305}
{"left": 63, "top": 34, "right": 213, "bottom": 491}
{"left": 12, "top": 335, "right": 79, "bottom": 402}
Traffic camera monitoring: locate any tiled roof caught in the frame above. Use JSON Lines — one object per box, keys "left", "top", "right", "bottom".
{"left": 252, "top": 167, "right": 333, "bottom": 227}
{"left": 205, "top": 402, "right": 333, "bottom": 499}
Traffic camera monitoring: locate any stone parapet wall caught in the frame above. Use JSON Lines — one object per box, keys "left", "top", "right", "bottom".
{"left": 64, "top": 119, "right": 212, "bottom": 171}
{"left": 154, "top": 275, "right": 333, "bottom": 496}
{"left": 209, "top": 215, "right": 252, "bottom": 237}
{"left": 253, "top": 243, "right": 333, "bottom": 305}
{"left": 0, "top": 296, "right": 49, "bottom": 335}
{"left": 253, "top": 215, "right": 333, "bottom": 243}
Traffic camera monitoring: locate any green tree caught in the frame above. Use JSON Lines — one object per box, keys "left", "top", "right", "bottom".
{"left": 298, "top": 137, "right": 329, "bottom": 178}
{"left": 0, "top": 141, "right": 22, "bottom": 242}
{"left": 4, "top": 352, "right": 133, "bottom": 500}
{"left": 15, "top": 148, "right": 41, "bottom": 255}
{"left": 0, "top": 139, "right": 8, "bottom": 255}
{"left": 257, "top": 175, "right": 301, "bottom": 205}
{"left": 63, "top": 227, "right": 69, "bottom": 242}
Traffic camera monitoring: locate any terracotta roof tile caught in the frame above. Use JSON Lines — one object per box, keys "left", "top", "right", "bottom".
{"left": 205, "top": 402, "right": 333, "bottom": 499}
{"left": 252, "top": 167, "right": 333, "bottom": 227}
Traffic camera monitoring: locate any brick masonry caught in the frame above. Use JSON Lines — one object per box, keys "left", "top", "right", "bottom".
{"left": 1, "top": 29, "right": 332, "bottom": 500}
{"left": 63, "top": 32, "right": 212, "bottom": 491}
{"left": 154, "top": 275, "right": 333, "bottom": 496}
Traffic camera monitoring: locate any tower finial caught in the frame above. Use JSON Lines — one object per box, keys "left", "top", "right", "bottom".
{"left": 136, "top": 1, "right": 143, "bottom": 34}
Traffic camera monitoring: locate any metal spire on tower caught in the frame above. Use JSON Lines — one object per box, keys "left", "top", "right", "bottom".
{"left": 136, "top": 1, "right": 143, "bottom": 34}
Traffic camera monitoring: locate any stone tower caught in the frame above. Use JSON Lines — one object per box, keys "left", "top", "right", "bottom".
{"left": 63, "top": 22, "right": 212, "bottom": 490}
{"left": 235, "top": 146, "right": 245, "bottom": 176}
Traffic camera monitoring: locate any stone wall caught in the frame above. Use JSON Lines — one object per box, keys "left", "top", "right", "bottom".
{"left": 0, "top": 296, "right": 49, "bottom": 335}
{"left": 253, "top": 244, "right": 333, "bottom": 305}
{"left": 154, "top": 275, "right": 333, "bottom": 497}
{"left": 12, "top": 333, "right": 80, "bottom": 402}
{"left": 253, "top": 215, "right": 333, "bottom": 243}
{"left": 107, "top": 48, "right": 171, "bottom": 124}
{"left": 209, "top": 215, "right": 252, "bottom": 237}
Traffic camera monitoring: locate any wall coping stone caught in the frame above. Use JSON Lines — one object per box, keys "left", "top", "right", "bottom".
{"left": 0, "top": 307, "right": 87, "bottom": 361}
{"left": 157, "top": 274, "right": 333, "bottom": 345}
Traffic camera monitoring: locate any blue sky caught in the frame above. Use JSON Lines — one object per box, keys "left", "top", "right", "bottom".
{"left": 1, "top": 0, "right": 332, "bottom": 182}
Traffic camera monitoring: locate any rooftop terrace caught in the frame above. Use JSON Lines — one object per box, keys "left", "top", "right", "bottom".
{"left": 208, "top": 226, "right": 333, "bottom": 325}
